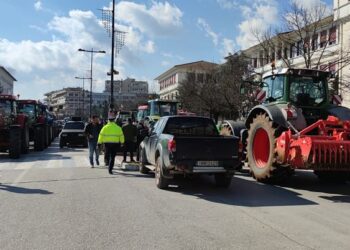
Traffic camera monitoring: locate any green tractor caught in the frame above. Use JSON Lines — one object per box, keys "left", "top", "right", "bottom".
{"left": 221, "top": 68, "right": 350, "bottom": 183}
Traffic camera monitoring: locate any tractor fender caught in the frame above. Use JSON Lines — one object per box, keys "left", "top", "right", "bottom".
{"left": 245, "top": 105, "right": 288, "bottom": 129}
{"left": 327, "top": 105, "right": 350, "bottom": 121}
{"left": 222, "top": 120, "right": 246, "bottom": 137}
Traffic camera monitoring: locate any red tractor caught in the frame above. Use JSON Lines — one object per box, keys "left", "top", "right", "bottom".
{"left": 221, "top": 68, "right": 350, "bottom": 183}
{"left": 17, "top": 100, "right": 52, "bottom": 151}
{"left": 0, "top": 94, "right": 29, "bottom": 158}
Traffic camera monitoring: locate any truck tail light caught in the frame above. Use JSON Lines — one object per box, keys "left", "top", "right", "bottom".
{"left": 168, "top": 139, "right": 176, "bottom": 153}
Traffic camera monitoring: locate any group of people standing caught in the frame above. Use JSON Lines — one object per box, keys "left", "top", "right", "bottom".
{"left": 84, "top": 112, "right": 148, "bottom": 175}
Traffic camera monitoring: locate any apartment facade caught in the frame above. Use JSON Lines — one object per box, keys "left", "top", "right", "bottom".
{"left": 44, "top": 87, "right": 89, "bottom": 118}
{"left": 100, "top": 78, "right": 149, "bottom": 110}
{"left": 0, "top": 66, "right": 16, "bottom": 95}
{"left": 155, "top": 61, "right": 218, "bottom": 100}
{"left": 243, "top": 0, "right": 350, "bottom": 107}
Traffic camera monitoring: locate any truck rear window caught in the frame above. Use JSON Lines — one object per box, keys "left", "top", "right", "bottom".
{"left": 64, "top": 122, "right": 85, "bottom": 130}
{"left": 163, "top": 117, "right": 219, "bottom": 136}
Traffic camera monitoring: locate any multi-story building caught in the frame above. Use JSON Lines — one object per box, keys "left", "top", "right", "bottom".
{"left": 0, "top": 66, "right": 16, "bottom": 95}
{"left": 100, "top": 78, "right": 149, "bottom": 110}
{"left": 44, "top": 87, "right": 89, "bottom": 118}
{"left": 155, "top": 61, "right": 218, "bottom": 101}
{"left": 104, "top": 78, "right": 148, "bottom": 94}
{"left": 45, "top": 78, "right": 149, "bottom": 118}
{"left": 242, "top": 0, "right": 350, "bottom": 107}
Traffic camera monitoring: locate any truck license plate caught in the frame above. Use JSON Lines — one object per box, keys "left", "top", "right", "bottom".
{"left": 197, "top": 161, "right": 219, "bottom": 167}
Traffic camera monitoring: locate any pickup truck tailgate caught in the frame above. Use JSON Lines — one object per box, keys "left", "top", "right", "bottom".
{"left": 174, "top": 136, "right": 239, "bottom": 161}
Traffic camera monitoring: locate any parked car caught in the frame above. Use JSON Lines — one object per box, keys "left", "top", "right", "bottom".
{"left": 59, "top": 121, "right": 87, "bottom": 148}
{"left": 138, "top": 116, "right": 240, "bottom": 189}
{"left": 116, "top": 111, "right": 133, "bottom": 126}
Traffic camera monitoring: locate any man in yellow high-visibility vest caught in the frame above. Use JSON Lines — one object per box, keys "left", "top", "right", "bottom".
{"left": 98, "top": 112, "right": 125, "bottom": 174}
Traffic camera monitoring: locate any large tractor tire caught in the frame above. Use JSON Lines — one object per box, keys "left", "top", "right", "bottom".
{"left": 9, "top": 127, "right": 21, "bottom": 159}
{"left": 21, "top": 123, "right": 30, "bottom": 154}
{"left": 34, "top": 126, "right": 45, "bottom": 151}
{"left": 247, "top": 113, "right": 291, "bottom": 183}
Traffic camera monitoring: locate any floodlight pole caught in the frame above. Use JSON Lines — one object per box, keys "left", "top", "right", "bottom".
{"left": 110, "top": 0, "right": 116, "bottom": 110}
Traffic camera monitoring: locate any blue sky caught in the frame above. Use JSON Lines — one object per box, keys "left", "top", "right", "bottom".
{"left": 0, "top": 0, "right": 332, "bottom": 99}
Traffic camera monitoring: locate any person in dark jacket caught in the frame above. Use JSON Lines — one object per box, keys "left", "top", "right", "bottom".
{"left": 84, "top": 115, "right": 102, "bottom": 168}
{"left": 122, "top": 118, "right": 138, "bottom": 162}
{"left": 136, "top": 120, "right": 148, "bottom": 161}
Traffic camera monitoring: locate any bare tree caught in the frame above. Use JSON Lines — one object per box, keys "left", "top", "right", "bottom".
{"left": 178, "top": 53, "right": 252, "bottom": 121}
{"left": 250, "top": 0, "right": 350, "bottom": 93}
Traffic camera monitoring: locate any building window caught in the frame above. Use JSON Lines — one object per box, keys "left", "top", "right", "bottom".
{"left": 303, "top": 37, "right": 310, "bottom": 54}
{"left": 296, "top": 40, "right": 302, "bottom": 56}
{"left": 329, "top": 27, "right": 336, "bottom": 45}
{"left": 283, "top": 47, "right": 288, "bottom": 59}
{"left": 277, "top": 49, "right": 282, "bottom": 60}
{"left": 320, "top": 30, "right": 327, "bottom": 48}
{"left": 311, "top": 34, "right": 318, "bottom": 51}
{"left": 259, "top": 51, "right": 264, "bottom": 66}
{"left": 252, "top": 58, "right": 258, "bottom": 68}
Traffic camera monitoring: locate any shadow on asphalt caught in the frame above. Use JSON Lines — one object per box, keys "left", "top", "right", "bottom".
{"left": 165, "top": 174, "right": 318, "bottom": 207}
{"left": 0, "top": 153, "right": 71, "bottom": 163}
{"left": 319, "top": 195, "right": 350, "bottom": 203}
{"left": 0, "top": 139, "right": 86, "bottom": 163}
{"left": 277, "top": 170, "right": 350, "bottom": 197}
{"left": 0, "top": 184, "right": 53, "bottom": 195}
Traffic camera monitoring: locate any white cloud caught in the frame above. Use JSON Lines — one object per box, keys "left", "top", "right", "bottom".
{"left": 197, "top": 18, "right": 219, "bottom": 46}
{"left": 221, "top": 38, "right": 235, "bottom": 57}
{"left": 236, "top": 0, "right": 278, "bottom": 49}
{"left": 161, "top": 61, "right": 170, "bottom": 66}
{"left": 116, "top": 1, "right": 183, "bottom": 37}
{"left": 0, "top": 8, "right": 162, "bottom": 99}
{"left": 216, "top": 0, "right": 238, "bottom": 9}
{"left": 34, "top": 1, "right": 42, "bottom": 11}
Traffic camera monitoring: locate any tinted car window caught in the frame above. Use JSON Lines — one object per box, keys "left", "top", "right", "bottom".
{"left": 64, "top": 122, "right": 84, "bottom": 130}
{"left": 163, "top": 117, "right": 219, "bottom": 136}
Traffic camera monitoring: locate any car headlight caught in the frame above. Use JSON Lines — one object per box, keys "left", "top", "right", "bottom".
{"left": 78, "top": 133, "right": 84, "bottom": 136}
{"left": 61, "top": 134, "right": 67, "bottom": 137}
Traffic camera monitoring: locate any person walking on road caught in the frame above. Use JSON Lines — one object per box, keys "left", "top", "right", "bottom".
{"left": 122, "top": 118, "right": 138, "bottom": 162}
{"left": 85, "top": 115, "right": 102, "bottom": 168}
{"left": 98, "top": 112, "right": 125, "bottom": 174}
{"left": 136, "top": 120, "right": 148, "bottom": 161}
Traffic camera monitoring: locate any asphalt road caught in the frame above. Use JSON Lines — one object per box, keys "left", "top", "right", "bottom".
{"left": 0, "top": 139, "right": 350, "bottom": 250}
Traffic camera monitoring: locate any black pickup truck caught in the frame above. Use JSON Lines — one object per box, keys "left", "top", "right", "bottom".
{"left": 138, "top": 116, "right": 240, "bottom": 189}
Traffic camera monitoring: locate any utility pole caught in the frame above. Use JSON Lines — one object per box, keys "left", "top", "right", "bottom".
{"left": 78, "top": 48, "right": 106, "bottom": 118}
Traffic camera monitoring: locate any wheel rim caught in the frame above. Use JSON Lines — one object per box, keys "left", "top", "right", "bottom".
{"left": 252, "top": 128, "right": 270, "bottom": 168}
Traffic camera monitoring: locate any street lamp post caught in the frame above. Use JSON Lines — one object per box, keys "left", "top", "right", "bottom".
{"left": 75, "top": 76, "right": 91, "bottom": 119}
{"left": 78, "top": 48, "right": 106, "bottom": 118}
